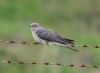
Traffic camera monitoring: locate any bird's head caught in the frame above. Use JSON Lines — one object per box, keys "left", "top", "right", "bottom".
{"left": 30, "top": 23, "right": 43, "bottom": 32}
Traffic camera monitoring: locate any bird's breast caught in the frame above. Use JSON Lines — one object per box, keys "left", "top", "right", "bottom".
{"left": 32, "top": 32, "right": 46, "bottom": 44}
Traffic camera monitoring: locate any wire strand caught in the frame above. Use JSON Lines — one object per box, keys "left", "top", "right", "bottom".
{"left": 1, "top": 60, "right": 100, "bottom": 69}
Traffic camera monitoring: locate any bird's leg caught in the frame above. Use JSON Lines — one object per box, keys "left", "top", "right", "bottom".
{"left": 34, "top": 42, "right": 43, "bottom": 46}
{"left": 46, "top": 41, "right": 49, "bottom": 46}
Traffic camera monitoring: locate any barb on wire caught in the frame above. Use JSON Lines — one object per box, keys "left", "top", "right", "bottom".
{"left": 0, "top": 40, "right": 42, "bottom": 45}
{"left": 1, "top": 60, "right": 100, "bottom": 69}
{"left": 0, "top": 40, "right": 100, "bottom": 49}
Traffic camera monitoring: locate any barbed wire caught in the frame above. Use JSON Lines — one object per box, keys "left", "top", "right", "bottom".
{"left": 1, "top": 60, "right": 100, "bottom": 69}
{"left": 0, "top": 40, "right": 100, "bottom": 48}
{"left": 0, "top": 40, "right": 100, "bottom": 69}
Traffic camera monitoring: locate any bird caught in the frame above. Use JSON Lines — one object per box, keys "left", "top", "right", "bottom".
{"left": 30, "top": 23, "right": 79, "bottom": 52}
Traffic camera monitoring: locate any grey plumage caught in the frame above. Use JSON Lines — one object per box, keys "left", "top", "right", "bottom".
{"left": 30, "top": 23, "right": 78, "bottom": 52}
{"left": 36, "top": 29, "right": 74, "bottom": 45}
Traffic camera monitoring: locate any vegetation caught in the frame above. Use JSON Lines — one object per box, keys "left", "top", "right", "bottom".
{"left": 0, "top": 0, "right": 100, "bottom": 73}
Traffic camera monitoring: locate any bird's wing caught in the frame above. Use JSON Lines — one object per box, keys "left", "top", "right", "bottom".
{"left": 36, "top": 29, "right": 75, "bottom": 45}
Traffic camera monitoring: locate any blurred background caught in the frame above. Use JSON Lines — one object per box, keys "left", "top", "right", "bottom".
{"left": 0, "top": 0, "right": 100, "bottom": 73}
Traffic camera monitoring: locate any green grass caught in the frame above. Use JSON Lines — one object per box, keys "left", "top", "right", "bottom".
{"left": 0, "top": 0, "right": 100, "bottom": 73}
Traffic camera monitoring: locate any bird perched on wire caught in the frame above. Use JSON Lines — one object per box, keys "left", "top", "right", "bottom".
{"left": 30, "top": 23, "right": 79, "bottom": 52}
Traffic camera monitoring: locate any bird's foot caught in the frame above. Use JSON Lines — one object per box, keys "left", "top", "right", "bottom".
{"left": 34, "top": 42, "right": 43, "bottom": 46}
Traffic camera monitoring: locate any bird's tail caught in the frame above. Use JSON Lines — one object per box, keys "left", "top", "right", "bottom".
{"left": 64, "top": 38, "right": 79, "bottom": 52}
{"left": 64, "top": 38, "right": 75, "bottom": 45}
{"left": 57, "top": 36, "right": 79, "bottom": 52}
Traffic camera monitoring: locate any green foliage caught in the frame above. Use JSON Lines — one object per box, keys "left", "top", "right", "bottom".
{"left": 0, "top": 0, "right": 100, "bottom": 73}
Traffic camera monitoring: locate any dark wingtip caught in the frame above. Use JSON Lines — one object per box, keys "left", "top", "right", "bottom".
{"left": 65, "top": 39, "right": 75, "bottom": 44}
{"left": 65, "top": 39, "right": 74, "bottom": 41}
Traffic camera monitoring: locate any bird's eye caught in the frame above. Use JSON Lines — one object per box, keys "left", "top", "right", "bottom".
{"left": 33, "top": 25, "right": 37, "bottom": 27}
